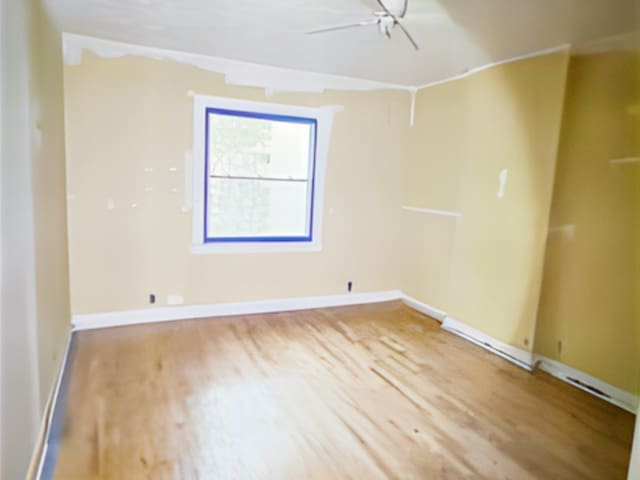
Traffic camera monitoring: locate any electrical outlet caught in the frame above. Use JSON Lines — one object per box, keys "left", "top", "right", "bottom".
{"left": 347, "top": 281, "right": 353, "bottom": 292}
{"left": 149, "top": 293, "right": 156, "bottom": 304}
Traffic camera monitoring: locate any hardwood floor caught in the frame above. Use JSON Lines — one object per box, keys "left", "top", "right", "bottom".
{"left": 49, "top": 302, "right": 635, "bottom": 479}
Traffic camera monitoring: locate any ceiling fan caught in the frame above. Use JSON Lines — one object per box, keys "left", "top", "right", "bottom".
{"left": 306, "top": 0, "right": 419, "bottom": 51}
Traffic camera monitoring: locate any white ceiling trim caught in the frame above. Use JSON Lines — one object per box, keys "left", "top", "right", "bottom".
{"left": 416, "top": 43, "right": 571, "bottom": 91}
{"left": 63, "top": 34, "right": 575, "bottom": 95}
{"left": 62, "top": 33, "right": 416, "bottom": 94}
{"left": 571, "top": 31, "right": 639, "bottom": 55}
{"left": 63, "top": 34, "right": 576, "bottom": 128}
{"left": 49, "top": 0, "right": 635, "bottom": 87}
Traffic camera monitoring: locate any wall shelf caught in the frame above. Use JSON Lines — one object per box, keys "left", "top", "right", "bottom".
{"left": 609, "top": 157, "right": 640, "bottom": 165}
{"left": 402, "top": 206, "right": 462, "bottom": 218}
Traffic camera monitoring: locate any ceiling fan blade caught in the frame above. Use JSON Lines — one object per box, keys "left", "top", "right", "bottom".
{"left": 306, "top": 19, "right": 376, "bottom": 35}
{"left": 376, "top": 0, "right": 409, "bottom": 18}
{"left": 398, "top": 0, "right": 408, "bottom": 18}
{"left": 375, "top": 0, "right": 394, "bottom": 16}
{"left": 395, "top": 19, "right": 420, "bottom": 50}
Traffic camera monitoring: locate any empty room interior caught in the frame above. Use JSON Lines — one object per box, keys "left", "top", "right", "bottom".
{"left": 1, "top": 0, "right": 640, "bottom": 478}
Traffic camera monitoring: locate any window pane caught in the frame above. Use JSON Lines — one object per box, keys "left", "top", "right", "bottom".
{"left": 207, "top": 178, "right": 310, "bottom": 239}
{"left": 208, "top": 113, "right": 313, "bottom": 180}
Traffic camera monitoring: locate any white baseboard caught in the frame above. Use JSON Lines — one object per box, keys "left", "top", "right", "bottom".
{"left": 400, "top": 294, "right": 447, "bottom": 322}
{"left": 442, "top": 316, "right": 535, "bottom": 371}
{"left": 32, "top": 332, "right": 74, "bottom": 479}
{"left": 71, "top": 291, "right": 638, "bottom": 415}
{"left": 72, "top": 290, "right": 403, "bottom": 331}
{"left": 534, "top": 355, "right": 639, "bottom": 414}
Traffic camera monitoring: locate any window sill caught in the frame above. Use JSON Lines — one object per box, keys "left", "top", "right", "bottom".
{"left": 190, "top": 241, "right": 322, "bottom": 255}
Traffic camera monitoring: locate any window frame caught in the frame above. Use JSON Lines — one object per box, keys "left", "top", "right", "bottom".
{"left": 204, "top": 108, "right": 317, "bottom": 244}
{"left": 191, "top": 95, "right": 339, "bottom": 254}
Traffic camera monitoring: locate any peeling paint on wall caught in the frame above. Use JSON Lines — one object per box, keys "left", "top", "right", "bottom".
{"left": 63, "top": 33, "right": 413, "bottom": 94}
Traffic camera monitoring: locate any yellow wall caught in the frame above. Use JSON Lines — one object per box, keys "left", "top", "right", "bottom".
{"left": 400, "top": 79, "right": 470, "bottom": 309}
{"left": 1, "top": 0, "right": 70, "bottom": 477}
{"left": 400, "top": 213, "right": 458, "bottom": 311}
{"left": 64, "top": 46, "right": 638, "bottom": 401}
{"left": 534, "top": 51, "right": 640, "bottom": 395}
{"left": 448, "top": 52, "right": 569, "bottom": 351}
{"left": 403, "top": 52, "right": 570, "bottom": 351}
{"left": 32, "top": 3, "right": 72, "bottom": 409}
{"left": 63, "top": 53, "right": 409, "bottom": 314}
{"left": 405, "top": 80, "right": 469, "bottom": 212}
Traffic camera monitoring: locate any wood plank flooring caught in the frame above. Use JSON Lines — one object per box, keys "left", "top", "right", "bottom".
{"left": 50, "top": 302, "right": 635, "bottom": 479}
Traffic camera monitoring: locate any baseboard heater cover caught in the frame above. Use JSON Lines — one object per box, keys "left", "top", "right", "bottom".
{"left": 69, "top": 292, "right": 637, "bottom": 414}
{"left": 441, "top": 318, "right": 638, "bottom": 413}
{"left": 441, "top": 318, "right": 534, "bottom": 372}
{"left": 567, "top": 377, "right": 611, "bottom": 399}
{"left": 534, "top": 356, "right": 638, "bottom": 414}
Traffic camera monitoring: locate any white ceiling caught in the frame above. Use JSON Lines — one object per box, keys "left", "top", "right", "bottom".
{"left": 45, "top": 0, "right": 636, "bottom": 86}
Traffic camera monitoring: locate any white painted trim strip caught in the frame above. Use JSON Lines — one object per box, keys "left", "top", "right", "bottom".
{"left": 72, "top": 290, "right": 403, "bottom": 331}
{"left": 408, "top": 88, "right": 417, "bottom": 127}
{"left": 534, "top": 355, "right": 639, "bottom": 414}
{"left": 62, "top": 33, "right": 414, "bottom": 94}
{"left": 63, "top": 34, "right": 572, "bottom": 95}
{"left": 629, "top": 419, "right": 640, "bottom": 480}
{"left": 417, "top": 43, "right": 571, "bottom": 91}
{"left": 572, "top": 31, "right": 639, "bottom": 55}
{"left": 609, "top": 157, "right": 640, "bottom": 165}
{"left": 70, "top": 292, "right": 638, "bottom": 415}
{"left": 402, "top": 206, "right": 462, "bottom": 218}
{"left": 548, "top": 224, "right": 576, "bottom": 235}
{"left": 32, "top": 333, "right": 73, "bottom": 479}
{"left": 406, "top": 304, "right": 638, "bottom": 414}
{"left": 190, "top": 95, "right": 338, "bottom": 254}
{"left": 442, "top": 316, "right": 535, "bottom": 371}
{"left": 401, "top": 294, "right": 447, "bottom": 322}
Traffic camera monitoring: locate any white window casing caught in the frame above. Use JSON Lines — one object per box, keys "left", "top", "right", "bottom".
{"left": 191, "top": 94, "right": 342, "bottom": 254}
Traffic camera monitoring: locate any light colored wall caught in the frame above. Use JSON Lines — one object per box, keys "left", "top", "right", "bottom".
{"left": 0, "top": 1, "right": 40, "bottom": 476}
{"left": 399, "top": 80, "right": 469, "bottom": 309}
{"left": 404, "top": 80, "right": 469, "bottom": 213}
{"left": 63, "top": 53, "right": 409, "bottom": 315}
{"left": 447, "top": 52, "right": 569, "bottom": 351}
{"left": 403, "top": 51, "right": 570, "bottom": 352}
{"left": 63, "top": 44, "right": 638, "bottom": 405}
{"left": 534, "top": 51, "right": 640, "bottom": 395}
{"left": 1, "top": 0, "right": 70, "bottom": 477}
{"left": 400, "top": 213, "right": 458, "bottom": 310}
{"left": 627, "top": 8, "right": 639, "bottom": 478}
{"left": 635, "top": 43, "right": 640, "bottom": 480}
{"left": 32, "top": 1, "right": 71, "bottom": 410}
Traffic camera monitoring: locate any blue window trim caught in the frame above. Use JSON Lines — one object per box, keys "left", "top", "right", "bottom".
{"left": 203, "top": 107, "right": 318, "bottom": 244}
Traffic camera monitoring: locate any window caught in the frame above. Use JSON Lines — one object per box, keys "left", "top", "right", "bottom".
{"left": 205, "top": 109, "right": 316, "bottom": 242}
{"left": 192, "top": 96, "right": 339, "bottom": 254}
